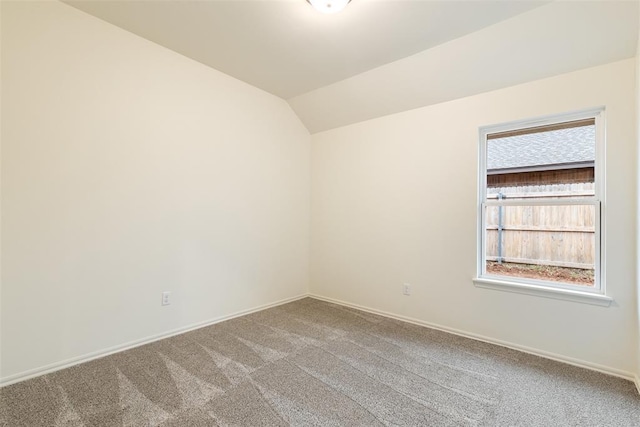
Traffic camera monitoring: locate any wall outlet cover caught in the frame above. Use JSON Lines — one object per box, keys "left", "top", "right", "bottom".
{"left": 162, "top": 291, "right": 171, "bottom": 306}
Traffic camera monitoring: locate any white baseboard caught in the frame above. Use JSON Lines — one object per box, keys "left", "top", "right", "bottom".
{"left": 0, "top": 293, "right": 309, "bottom": 388}
{"left": 635, "top": 375, "right": 640, "bottom": 396}
{"left": 309, "top": 294, "right": 637, "bottom": 384}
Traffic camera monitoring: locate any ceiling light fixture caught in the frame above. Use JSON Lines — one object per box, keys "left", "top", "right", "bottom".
{"left": 307, "top": 0, "right": 351, "bottom": 14}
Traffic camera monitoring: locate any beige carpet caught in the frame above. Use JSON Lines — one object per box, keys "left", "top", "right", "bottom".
{"left": 1, "top": 297, "right": 639, "bottom": 426}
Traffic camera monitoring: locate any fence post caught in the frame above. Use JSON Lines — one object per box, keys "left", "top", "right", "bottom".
{"left": 498, "top": 192, "right": 504, "bottom": 264}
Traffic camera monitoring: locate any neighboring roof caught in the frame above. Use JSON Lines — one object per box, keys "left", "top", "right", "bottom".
{"left": 487, "top": 125, "right": 595, "bottom": 172}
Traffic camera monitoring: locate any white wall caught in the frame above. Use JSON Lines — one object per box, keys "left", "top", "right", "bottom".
{"left": 311, "top": 59, "right": 638, "bottom": 376}
{"left": 1, "top": 1, "right": 310, "bottom": 381}
{"left": 636, "top": 7, "right": 640, "bottom": 386}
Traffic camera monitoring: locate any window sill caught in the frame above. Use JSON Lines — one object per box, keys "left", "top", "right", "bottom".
{"left": 473, "top": 277, "right": 612, "bottom": 307}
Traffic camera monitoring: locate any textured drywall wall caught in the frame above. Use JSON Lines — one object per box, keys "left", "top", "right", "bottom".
{"left": 311, "top": 59, "right": 638, "bottom": 375}
{"left": 1, "top": 1, "right": 310, "bottom": 380}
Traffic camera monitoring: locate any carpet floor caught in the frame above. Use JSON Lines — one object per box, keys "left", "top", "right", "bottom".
{"left": 1, "top": 297, "right": 639, "bottom": 426}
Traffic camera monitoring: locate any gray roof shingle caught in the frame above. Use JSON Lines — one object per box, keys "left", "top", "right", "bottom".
{"left": 487, "top": 125, "right": 595, "bottom": 171}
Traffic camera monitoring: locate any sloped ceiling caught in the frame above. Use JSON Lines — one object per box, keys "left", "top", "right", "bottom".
{"left": 65, "top": 0, "right": 638, "bottom": 134}
{"left": 289, "top": 1, "right": 639, "bottom": 133}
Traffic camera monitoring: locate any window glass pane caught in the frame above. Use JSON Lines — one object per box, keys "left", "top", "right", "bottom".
{"left": 487, "top": 123, "right": 595, "bottom": 198}
{"left": 484, "top": 204, "right": 595, "bottom": 287}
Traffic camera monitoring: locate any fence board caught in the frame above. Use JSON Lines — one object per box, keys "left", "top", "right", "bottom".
{"left": 485, "top": 183, "right": 595, "bottom": 270}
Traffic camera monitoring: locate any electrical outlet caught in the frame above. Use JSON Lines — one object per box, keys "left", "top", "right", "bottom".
{"left": 402, "top": 283, "right": 411, "bottom": 296}
{"left": 162, "top": 291, "right": 171, "bottom": 306}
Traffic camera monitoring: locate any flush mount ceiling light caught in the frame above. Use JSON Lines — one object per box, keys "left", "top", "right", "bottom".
{"left": 307, "top": 0, "right": 351, "bottom": 14}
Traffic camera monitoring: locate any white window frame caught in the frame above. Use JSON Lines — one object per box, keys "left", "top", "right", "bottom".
{"left": 473, "top": 107, "right": 612, "bottom": 307}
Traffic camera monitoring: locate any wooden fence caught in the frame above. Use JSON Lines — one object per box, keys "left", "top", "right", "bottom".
{"left": 485, "top": 183, "right": 595, "bottom": 269}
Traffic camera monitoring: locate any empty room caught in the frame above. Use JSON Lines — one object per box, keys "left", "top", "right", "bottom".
{"left": 1, "top": 0, "right": 640, "bottom": 425}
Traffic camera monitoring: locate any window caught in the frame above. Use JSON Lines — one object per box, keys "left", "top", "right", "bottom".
{"left": 474, "top": 108, "right": 611, "bottom": 306}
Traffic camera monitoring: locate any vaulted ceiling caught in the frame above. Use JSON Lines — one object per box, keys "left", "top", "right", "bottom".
{"left": 65, "top": 1, "right": 638, "bottom": 133}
